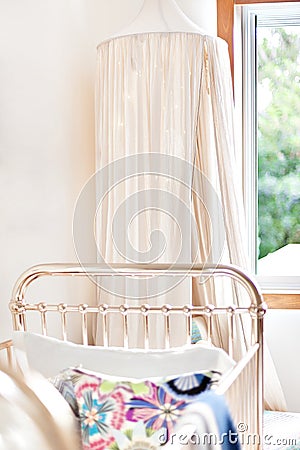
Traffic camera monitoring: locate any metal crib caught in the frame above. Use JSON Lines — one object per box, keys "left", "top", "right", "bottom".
{"left": 7, "top": 263, "right": 266, "bottom": 449}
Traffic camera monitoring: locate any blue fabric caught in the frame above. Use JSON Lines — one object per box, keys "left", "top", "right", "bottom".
{"left": 191, "top": 319, "right": 202, "bottom": 344}
{"left": 198, "top": 391, "right": 241, "bottom": 450}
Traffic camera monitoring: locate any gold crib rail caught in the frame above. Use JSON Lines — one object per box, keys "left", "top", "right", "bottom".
{"left": 11, "top": 263, "right": 264, "bottom": 305}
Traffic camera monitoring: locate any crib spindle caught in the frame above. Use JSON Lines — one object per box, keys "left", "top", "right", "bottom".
{"left": 205, "top": 304, "right": 214, "bottom": 344}
{"left": 141, "top": 304, "right": 150, "bottom": 350}
{"left": 227, "top": 305, "right": 236, "bottom": 358}
{"left": 120, "top": 305, "right": 129, "bottom": 349}
{"left": 183, "top": 305, "right": 193, "bottom": 345}
{"left": 38, "top": 302, "right": 48, "bottom": 336}
{"left": 79, "top": 304, "right": 88, "bottom": 345}
{"left": 98, "top": 304, "right": 108, "bottom": 347}
{"left": 161, "top": 304, "right": 171, "bottom": 349}
{"left": 58, "top": 303, "right": 68, "bottom": 341}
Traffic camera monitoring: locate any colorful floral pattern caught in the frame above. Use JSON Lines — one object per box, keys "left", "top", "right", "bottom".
{"left": 80, "top": 391, "right": 114, "bottom": 446}
{"left": 126, "top": 383, "right": 186, "bottom": 443}
{"left": 112, "top": 421, "right": 165, "bottom": 450}
{"left": 52, "top": 368, "right": 218, "bottom": 450}
{"left": 75, "top": 377, "right": 128, "bottom": 450}
{"left": 165, "top": 371, "right": 220, "bottom": 399}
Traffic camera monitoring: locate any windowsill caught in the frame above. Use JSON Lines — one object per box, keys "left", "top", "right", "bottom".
{"left": 262, "top": 289, "right": 300, "bottom": 295}
{"left": 257, "top": 245, "right": 300, "bottom": 292}
{"left": 257, "top": 245, "right": 299, "bottom": 277}
{"left": 263, "top": 292, "right": 300, "bottom": 309}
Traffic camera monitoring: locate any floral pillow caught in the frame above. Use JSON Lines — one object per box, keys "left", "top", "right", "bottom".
{"left": 52, "top": 367, "right": 221, "bottom": 450}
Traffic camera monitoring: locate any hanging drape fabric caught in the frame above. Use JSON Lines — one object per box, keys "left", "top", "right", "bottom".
{"left": 95, "top": 32, "right": 286, "bottom": 410}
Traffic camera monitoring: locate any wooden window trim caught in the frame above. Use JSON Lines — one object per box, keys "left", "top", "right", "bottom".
{"left": 263, "top": 294, "right": 300, "bottom": 309}
{"left": 217, "top": 0, "right": 300, "bottom": 77}
{"left": 235, "top": 0, "right": 299, "bottom": 3}
{"left": 217, "top": 0, "right": 235, "bottom": 79}
{"left": 217, "top": 0, "right": 300, "bottom": 308}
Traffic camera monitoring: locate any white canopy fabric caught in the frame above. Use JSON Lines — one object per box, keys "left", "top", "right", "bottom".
{"left": 95, "top": 31, "right": 286, "bottom": 411}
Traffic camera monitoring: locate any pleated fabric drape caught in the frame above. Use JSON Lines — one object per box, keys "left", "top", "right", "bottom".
{"left": 95, "top": 32, "right": 286, "bottom": 410}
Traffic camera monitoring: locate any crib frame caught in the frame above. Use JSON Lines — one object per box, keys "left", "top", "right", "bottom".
{"left": 8, "top": 263, "right": 266, "bottom": 449}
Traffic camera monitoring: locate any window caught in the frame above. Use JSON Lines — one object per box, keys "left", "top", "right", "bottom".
{"left": 237, "top": 3, "right": 300, "bottom": 290}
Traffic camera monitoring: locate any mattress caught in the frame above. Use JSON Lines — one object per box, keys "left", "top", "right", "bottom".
{"left": 264, "top": 411, "right": 300, "bottom": 450}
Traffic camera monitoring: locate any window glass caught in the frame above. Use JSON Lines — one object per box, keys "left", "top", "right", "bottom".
{"left": 257, "top": 25, "right": 300, "bottom": 276}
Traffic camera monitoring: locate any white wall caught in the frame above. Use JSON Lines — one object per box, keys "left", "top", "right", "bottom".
{"left": 265, "top": 310, "right": 300, "bottom": 412}
{"left": 177, "top": 0, "right": 217, "bottom": 34}
{"left": 0, "top": 0, "right": 216, "bottom": 341}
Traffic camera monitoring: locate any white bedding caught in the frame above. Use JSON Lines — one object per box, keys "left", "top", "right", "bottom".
{"left": 12, "top": 331, "right": 235, "bottom": 379}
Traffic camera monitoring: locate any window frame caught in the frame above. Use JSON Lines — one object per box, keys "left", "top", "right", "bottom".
{"left": 217, "top": 0, "right": 300, "bottom": 295}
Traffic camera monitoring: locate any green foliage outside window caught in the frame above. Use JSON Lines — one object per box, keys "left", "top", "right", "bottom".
{"left": 257, "top": 27, "right": 300, "bottom": 259}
